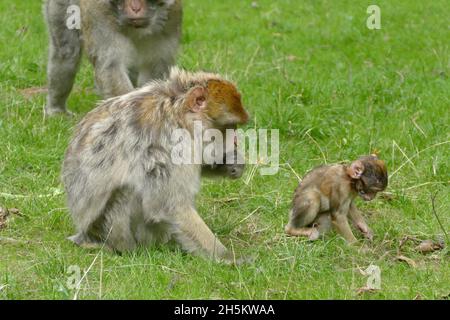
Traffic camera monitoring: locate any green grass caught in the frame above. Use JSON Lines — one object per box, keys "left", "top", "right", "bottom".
{"left": 0, "top": 0, "right": 449, "bottom": 300}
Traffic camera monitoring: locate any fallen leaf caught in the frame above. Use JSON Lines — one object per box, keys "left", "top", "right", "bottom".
{"left": 9, "top": 208, "right": 24, "bottom": 216}
{"left": 0, "top": 207, "right": 25, "bottom": 230}
{"left": 396, "top": 255, "right": 417, "bottom": 268}
{"left": 415, "top": 239, "right": 444, "bottom": 254}
{"left": 19, "top": 87, "right": 48, "bottom": 99}
{"left": 0, "top": 207, "right": 9, "bottom": 230}
{"left": 356, "top": 286, "right": 379, "bottom": 295}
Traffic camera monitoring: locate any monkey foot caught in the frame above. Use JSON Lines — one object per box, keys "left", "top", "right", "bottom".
{"left": 356, "top": 223, "right": 374, "bottom": 241}
{"left": 285, "top": 226, "right": 320, "bottom": 241}
{"left": 44, "top": 107, "right": 75, "bottom": 118}
{"left": 68, "top": 234, "right": 103, "bottom": 250}
{"left": 308, "top": 228, "right": 320, "bottom": 241}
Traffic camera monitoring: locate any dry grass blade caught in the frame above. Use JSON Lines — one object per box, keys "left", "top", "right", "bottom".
{"left": 396, "top": 255, "right": 417, "bottom": 268}
{"left": 430, "top": 191, "right": 449, "bottom": 244}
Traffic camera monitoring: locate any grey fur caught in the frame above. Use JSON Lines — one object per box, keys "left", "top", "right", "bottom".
{"left": 44, "top": 0, "right": 182, "bottom": 116}
{"left": 62, "top": 68, "right": 246, "bottom": 261}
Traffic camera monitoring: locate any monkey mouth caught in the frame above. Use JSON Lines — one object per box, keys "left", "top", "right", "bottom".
{"left": 359, "top": 192, "right": 374, "bottom": 201}
{"left": 128, "top": 18, "right": 150, "bottom": 28}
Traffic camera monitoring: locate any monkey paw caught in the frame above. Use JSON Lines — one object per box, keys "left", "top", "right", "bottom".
{"left": 308, "top": 228, "right": 320, "bottom": 241}
{"left": 356, "top": 223, "right": 373, "bottom": 241}
{"left": 363, "top": 230, "right": 374, "bottom": 242}
{"left": 68, "top": 233, "right": 103, "bottom": 250}
{"left": 44, "top": 107, "right": 75, "bottom": 118}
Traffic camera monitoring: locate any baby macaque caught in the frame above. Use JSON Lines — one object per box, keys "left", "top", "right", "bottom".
{"left": 62, "top": 67, "right": 249, "bottom": 262}
{"left": 285, "top": 155, "right": 388, "bottom": 243}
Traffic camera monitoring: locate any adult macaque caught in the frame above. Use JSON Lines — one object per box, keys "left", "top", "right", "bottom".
{"left": 285, "top": 155, "right": 388, "bottom": 243}
{"left": 44, "top": 0, "right": 182, "bottom": 116}
{"left": 62, "top": 68, "right": 249, "bottom": 262}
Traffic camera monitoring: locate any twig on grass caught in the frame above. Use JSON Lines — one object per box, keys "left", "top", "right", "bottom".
{"left": 0, "top": 188, "right": 63, "bottom": 199}
{"left": 430, "top": 191, "right": 449, "bottom": 245}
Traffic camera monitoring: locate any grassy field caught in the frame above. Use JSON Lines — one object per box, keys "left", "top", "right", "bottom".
{"left": 0, "top": 0, "right": 449, "bottom": 300}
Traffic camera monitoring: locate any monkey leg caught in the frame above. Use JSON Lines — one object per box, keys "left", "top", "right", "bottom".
{"left": 312, "top": 213, "right": 332, "bottom": 239}
{"left": 137, "top": 58, "right": 173, "bottom": 87}
{"left": 45, "top": 1, "right": 81, "bottom": 116}
{"left": 348, "top": 204, "right": 373, "bottom": 241}
{"left": 94, "top": 61, "right": 134, "bottom": 98}
{"left": 69, "top": 188, "right": 138, "bottom": 253}
{"left": 331, "top": 213, "right": 358, "bottom": 244}
{"left": 100, "top": 189, "right": 140, "bottom": 253}
{"left": 285, "top": 193, "right": 321, "bottom": 239}
{"left": 173, "top": 207, "right": 228, "bottom": 261}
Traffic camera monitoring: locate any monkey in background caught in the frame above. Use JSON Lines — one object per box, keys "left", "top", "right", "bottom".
{"left": 62, "top": 68, "right": 249, "bottom": 262}
{"left": 285, "top": 155, "right": 388, "bottom": 244}
{"left": 44, "top": 0, "right": 182, "bottom": 116}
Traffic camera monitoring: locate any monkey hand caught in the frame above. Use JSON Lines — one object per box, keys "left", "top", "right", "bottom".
{"left": 357, "top": 224, "right": 374, "bottom": 242}
{"left": 221, "top": 253, "right": 256, "bottom": 266}
{"left": 363, "top": 229, "right": 374, "bottom": 242}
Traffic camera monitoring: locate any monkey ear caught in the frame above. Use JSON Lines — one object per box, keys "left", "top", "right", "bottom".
{"left": 348, "top": 160, "right": 364, "bottom": 179}
{"left": 186, "top": 86, "right": 207, "bottom": 113}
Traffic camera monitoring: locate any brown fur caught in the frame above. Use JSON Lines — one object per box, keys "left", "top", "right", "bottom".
{"left": 286, "top": 155, "right": 388, "bottom": 243}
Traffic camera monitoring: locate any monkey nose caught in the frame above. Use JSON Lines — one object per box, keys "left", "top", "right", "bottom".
{"left": 131, "top": 0, "right": 143, "bottom": 13}
{"left": 132, "top": 6, "right": 142, "bottom": 13}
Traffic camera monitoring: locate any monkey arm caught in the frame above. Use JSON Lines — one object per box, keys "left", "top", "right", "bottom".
{"left": 331, "top": 206, "right": 358, "bottom": 244}
{"left": 348, "top": 204, "right": 373, "bottom": 241}
{"left": 173, "top": 207, "right": 228, "bottom": 261}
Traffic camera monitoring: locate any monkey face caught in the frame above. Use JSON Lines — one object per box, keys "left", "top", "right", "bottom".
{"left": 111, "top": 0, "right": 175, "bottom": 29}
{"left": 355, "top": 183, "right": 378, "bottom": 201}
{"left": 202, "top": 150, "right": 245, "bottom": 180}
{"left": 354, "top": 156, "right": 388, "bottom": 201}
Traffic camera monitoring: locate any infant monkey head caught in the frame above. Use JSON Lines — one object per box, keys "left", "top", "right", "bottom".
{"left": 347, "top": 155, "right": 388, "bottom": 201}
